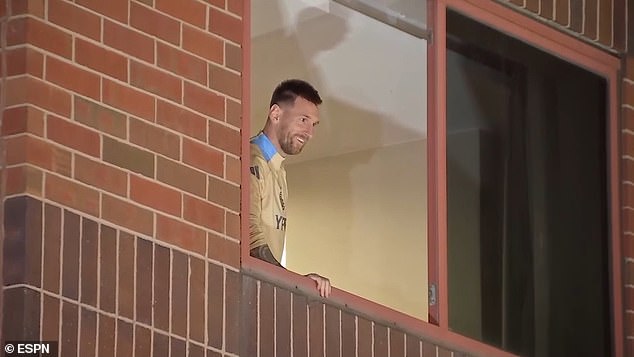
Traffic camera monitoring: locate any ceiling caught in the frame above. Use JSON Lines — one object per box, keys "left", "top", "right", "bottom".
{"left": 250, "top": 0, "right": 429, "bottom": 164}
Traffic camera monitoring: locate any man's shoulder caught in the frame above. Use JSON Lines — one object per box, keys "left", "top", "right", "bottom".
{"left": 249, "top": 144, "right": 270, "bottom": 180}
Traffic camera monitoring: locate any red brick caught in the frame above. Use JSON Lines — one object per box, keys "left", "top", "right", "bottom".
{"left": 183, "top": 138, "right": 223, "bottom": 176}
{"left": 98, "top": 314, "right": 115, "bottom": 357}
{"left": 8, "top": 17, "right": 72, "bottom": 59}
{"left": 103, "top": 78, "right": 156, "bottom": 121}
{"left": 47, "top": 114, "right": 100, "bottom": 157}
{"left": 103, "top": 136, "right": 155, "bottom": 178}
{"left": 525, "top": 0, "right": 538, "bottom": 13}
{"left": 624, "top": 236, "right": 634, "bottom": 258}
{"left": 209, "top": 65, "right": 241, "bottom": 99}
{"left": 130, "top": 60, "right": 183, "bottom": 103}
{"left": 102, "top": 194, "right": 154, "bottom": 236}
{"left": 225, "top": 42, "right": 242, "bottom": 72}
{"left": 131, "top": 2, "right": 180, "bottom": 45}
{"left": 555, "top": 0, "right": 570, "bottom": 27}
{"left": 76, "top": 38, "right": 128, "bottom": 82}
{"left": 625, "top": 133, "right": 634, "bottom": 157}
{"left": 209, "top": 8, "right": 242, "bottom": 44}
{"left": 260, "top": 283, "right": 275, "bottom": 357}
{"left": 625, "top": 185, "right": 634, "bottom": 207}
{"left": 6, "top": 76, "right": 72, "bottom": 117}
{"left": 208, "top": 232, "right": 239, "bottom": 268}
{"left": 45, "top": 174, "right": 100, "bottom": 217}
{"left": 539, "top": 0, "right": 553, "bottom": 19}
{"left": 627, "top": 261, "right": 634, "bottom": 285}
{"left": 5, "top": 165, "right": 43, "bottom": 196}
{"left": 2, "top": 105, "right": 45, "bottom": 136}
{"left": 130, "top": 175, "right": 182, "bottom": 216}
{"left": 207, "top": 176, "right": 239, "bottom": 211}
{"left": 183, "top": 195, "right": 224, "bottom": 232}
{"left": 75, "top": 155, "right": 128, "bottom": 196}
{"left": 49, "top": 0, "right": 100, "bottom": 41}
{"left": 208, "top": 120, "right": 239, "bottom": 155}
{"left": 624, "top": 108, "right": 634, "bottom": 132}
{"left": 10, "top": 0, "right": 45, "bottom": 17}
{"left": 189, "top": 256, "right": 205, "bottom": 343}
{"left": 625, "top": 158, "right": 634, "bottom": 182}
{"left": 626, "top": 286, "right": 634, "bottom": 310}
{"left": 130, "top": 117, "right": 180, "bottom": 159}
{"left": 76, "top": 0, "right": 127, "bottom": 23}
{"left": 583, "top": 0, "right": 598, "bottom": 40}
{"left": 627, "top": 312, "right": 634, "bottom": 336}
{"left": 202, "top": 0, "right": 224, "bottom": 7}
{"left": 104, "top": 19, "right": 155, "bottom": 63}
{"left": 157, "top": 156, "right": 207, "bottom": 197}
{"left": 226, "top": 98, "right": 241, "bottom": 127}
{"left": 227, "top": 0, "right": 242, "bottom": 17}
{"left": 182, "top": 25, "right": 223, "bottom": 64}
{"left": 156, "top": 100, "right": 207, "bottom": 141}
{"left": 75, "top": 96, "right": 127, "bottom": 139}
{"left": 157, "top": 42, "right": 207, "bottom": 85}
{"left": 225, "top": 211, "right": 239, "bottom": 239}
{"left": 46, "top": 56, "right": 100, "bottom": 100}
{"left": 625, "top": 82, "right": 634, "bottom": 107}
{"left": 597, "top": 0, "right": 612, "bottom": 46}
{"left": 624, "top": 209, "right": 634, "bottom": 232}
{"left": 184, "top": 82, "right": 224, "bottom": 120}
{"left": 626, "top": 57, "right": 634, "bottom": 81}
{"left": 6, "top": 17, "right": 26, "bottom": 45}
{"left": 156, "top": 215, "right": 206, "bottom": 254}
{"left": 225, "top": 155, "right": 240, "bottom": 184}
{"left": 6, "top": 135, "right": 72, "bottom": 176}
{"left": 1, "top": 46, "right": 44, "bottom": 77}
{"left": 155, "top": 0, "right": 206, "bottom": 28}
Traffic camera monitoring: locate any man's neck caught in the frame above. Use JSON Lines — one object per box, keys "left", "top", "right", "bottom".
{"left": 261, "top": 127, "right": 286, "bottom": 158}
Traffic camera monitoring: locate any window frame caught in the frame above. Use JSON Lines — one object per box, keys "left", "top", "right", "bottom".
{"left": 428, "top": 0, "right": 623, "bottom": 355}
{"left": 241, "top": 1, "right": 623, "bottom": 356}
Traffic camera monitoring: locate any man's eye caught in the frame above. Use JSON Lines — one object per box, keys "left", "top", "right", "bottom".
{"left": 301, "top": 117, "right": 307, "bottom": 122}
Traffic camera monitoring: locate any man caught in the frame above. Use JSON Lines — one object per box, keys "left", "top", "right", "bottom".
{"left": 250, "top": 79, "right": 331, "bottom": 298}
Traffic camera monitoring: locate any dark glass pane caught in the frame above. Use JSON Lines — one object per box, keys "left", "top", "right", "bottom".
{"left": 446, "top": 10, "right": 611, "bottom": 357}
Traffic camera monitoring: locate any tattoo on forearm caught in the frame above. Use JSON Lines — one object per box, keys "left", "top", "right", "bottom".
{"left": 250, "top": 245, "right": 283, "bottom": 267}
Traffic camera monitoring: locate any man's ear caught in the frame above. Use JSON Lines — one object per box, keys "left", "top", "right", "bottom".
{"left": 269, "top": 104, "right": 282, "bottom": 122}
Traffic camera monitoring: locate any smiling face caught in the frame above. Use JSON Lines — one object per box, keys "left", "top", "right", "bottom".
{"left": 271, "top": 96, "right": 320, "bottom": 156}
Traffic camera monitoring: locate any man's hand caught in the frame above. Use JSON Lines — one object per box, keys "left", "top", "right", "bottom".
{"left": 305, "top": 273, "right": 331, "bottom": 298}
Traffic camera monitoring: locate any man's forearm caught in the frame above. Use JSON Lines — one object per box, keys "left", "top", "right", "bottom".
{"left": 250, "top": 245, "right": 284, "bottom": 268}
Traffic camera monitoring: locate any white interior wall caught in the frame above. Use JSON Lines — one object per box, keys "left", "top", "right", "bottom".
{"left": 286, "top": 140, "right": 428, "bottom": 320}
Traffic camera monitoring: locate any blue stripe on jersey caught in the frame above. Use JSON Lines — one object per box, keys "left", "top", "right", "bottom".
{"left": 251, "top": 133, "right": 277, "bottom": 162}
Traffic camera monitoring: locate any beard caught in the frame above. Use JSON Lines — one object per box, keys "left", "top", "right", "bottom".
{"left": 280, "top": 134, "right": 305, "bottom": 155}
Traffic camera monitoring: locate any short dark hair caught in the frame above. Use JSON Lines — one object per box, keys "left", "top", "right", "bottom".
{"left": 269, "top": 79, "right": 322, "bottom": 108}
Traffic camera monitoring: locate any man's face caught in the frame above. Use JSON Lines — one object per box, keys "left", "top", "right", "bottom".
{"left": 275, "top": 97, "right": 320, "bottom": 156}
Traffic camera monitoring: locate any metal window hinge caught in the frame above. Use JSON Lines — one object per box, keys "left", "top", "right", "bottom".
{"left": 429, "top": 283, "right": 437, "bottom": 306}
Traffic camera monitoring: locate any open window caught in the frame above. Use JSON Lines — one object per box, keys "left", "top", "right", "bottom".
{"left": 249, "top": 0, "right": 429, "bottom": 321}
{"left": 445, "top": 9, "right": 613, "bottom": 357}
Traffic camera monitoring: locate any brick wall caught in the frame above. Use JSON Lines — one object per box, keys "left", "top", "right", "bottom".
{"left": 1, "top": 0, "right": 632, "bottom": 357}
{"left": 499, "top": 0, "right": 626, "bottom": 51}
{"left": 240, "top": 276, "right": 469, "bottom": 357}
{"left": 1, "top": 0, "right": 242, "bottom": 355}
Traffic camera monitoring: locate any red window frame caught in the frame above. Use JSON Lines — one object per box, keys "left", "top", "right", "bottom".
{"left": 241, "top": 1, "right": 623, "bottom": 356}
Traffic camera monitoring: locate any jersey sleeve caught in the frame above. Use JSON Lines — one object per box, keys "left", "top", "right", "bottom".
{"left": 249, "top": 156, "right": 267, "bottom": 250}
